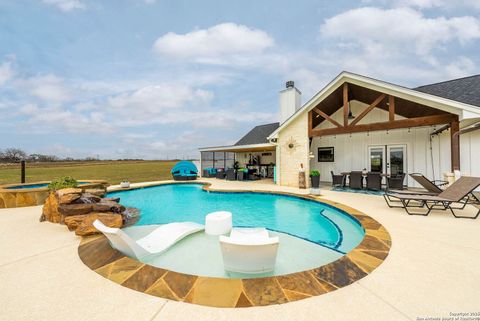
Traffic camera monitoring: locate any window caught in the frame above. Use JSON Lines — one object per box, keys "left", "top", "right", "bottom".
{"left": 318, "top": 147, "right": 334, "bottom": 162}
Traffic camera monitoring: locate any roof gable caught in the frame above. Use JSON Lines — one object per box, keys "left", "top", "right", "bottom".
{"left": 235, "top": 122, "right": 279, "bottom": 146}
{"left": 268, "top": 71, "right": 480, "bottom": 139}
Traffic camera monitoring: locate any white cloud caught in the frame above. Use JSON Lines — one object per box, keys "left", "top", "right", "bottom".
{"left": 0, "top": 60, "right": 13, "bottom": 86}
{"left": 107, "top": 84, "right": 213, "bottom": 114}
{"left": 363, "top": 0, "right": 480, "bottom": 9}
{"left": 22, "top": 107, "right": 114, "bottom": 134}
{"left": 41, "top": 0, "right": 85, "bottom": 12}
{"left": 320, "top": 7, "right": 480, "bottom": 57}
{"left": 153, "top": 23, "right": 274, "bottom": 64}
{"left": 445, "top": 56, "right": 476, "bottom": 78}
{"left": 20, "top": 74, "right": 71, "bottom": 104}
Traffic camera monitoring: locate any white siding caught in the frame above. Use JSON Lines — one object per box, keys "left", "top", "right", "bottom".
{"left": 309, "top": 100, "right": 480, "bottom": 186}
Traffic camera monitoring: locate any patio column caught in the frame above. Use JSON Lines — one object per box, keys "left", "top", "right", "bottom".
{"left": 450, "top": 118, "right": 460, "bottom": 171}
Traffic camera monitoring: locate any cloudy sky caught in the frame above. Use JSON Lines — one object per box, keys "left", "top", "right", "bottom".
{"left": 1, "top": 0, "right": 479, "bottom": 159}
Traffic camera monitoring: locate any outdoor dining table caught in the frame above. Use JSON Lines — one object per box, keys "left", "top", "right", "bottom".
{"left": 341, "top": 172, "right": 389, "bottom": 177}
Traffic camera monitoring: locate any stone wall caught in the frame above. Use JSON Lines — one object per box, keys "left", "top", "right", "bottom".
{"left": 276, "top": 112, "right": 310, "bottom": 188}
{"left": 41, "top": 187, "right": 139, "bottom": 236}
{"left": 0, "top": 180, "right": 108, "bottom": 209}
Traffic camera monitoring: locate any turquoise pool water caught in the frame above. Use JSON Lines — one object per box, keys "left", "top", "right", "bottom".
{"left": 108, "top": 184, "right": 365, "bottom": 254}
{"left": 6, "top": 182, "right": 90, "bottom": 190}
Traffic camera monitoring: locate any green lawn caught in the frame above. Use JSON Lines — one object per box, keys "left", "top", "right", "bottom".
{"left": 0, "top": 160, "right": 178, "bottom": 185}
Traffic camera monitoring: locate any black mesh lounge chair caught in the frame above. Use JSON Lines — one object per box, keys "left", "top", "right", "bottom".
{"left": 386, "top": 173, "right": 405, "bottom": 190}
{"left": 349, "top": 171, "right": 364, "bottom": 189}
{"left": 383, "top": 176, "right": 480, "bottom": 218}
{"left": 226, "top": 169, "right": 236, "bottom": 181}
{"left": 331, "top": 171, "right": 345, "bottom": 187}
{"left": 366, "top": 172, "right": 382, "bottom": 190}
{"left": 409, "top": 173, "right": 445, "bottom": 194}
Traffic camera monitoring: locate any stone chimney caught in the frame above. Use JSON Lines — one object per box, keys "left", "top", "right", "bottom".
{"left": 279, "top": 81, "right": 302, "bottom": 124}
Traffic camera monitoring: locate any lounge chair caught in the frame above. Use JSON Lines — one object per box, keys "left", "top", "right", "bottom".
{"left": 384, "top": 173, "right": 445, "bottom": 207}
{"left": 171, "top": 161, "right": 198, "bottom": 181}
{"left": 383, "top": 176, "right": 480, "bottom": 218}
{"left": 93, "top": 220, "right": 204, "bottom": 259}
{"left": 219, "top": 227, "right": 279, "bottom": 274}
{"left": 349, "top": 171, "right": 364, "bottom": 189}
{"left": 366, "top": 172, "right": 382, "bottom": 190}
{"left": 331, "top": 171, "right": 345, "bottom": 187}
{"left": 409, "top": 173, "right": 445, "bottom": 194}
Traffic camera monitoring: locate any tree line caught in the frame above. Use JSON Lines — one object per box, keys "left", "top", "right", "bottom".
{"left": 0, "top": 148, "right": 149, "bottom": 163}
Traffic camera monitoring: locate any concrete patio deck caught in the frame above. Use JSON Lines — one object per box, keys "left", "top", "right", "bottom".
{"left": 1, "top": 179, "right": 479, "bottom": 321}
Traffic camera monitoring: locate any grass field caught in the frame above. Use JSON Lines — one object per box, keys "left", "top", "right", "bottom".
{"left": 0, "top": 160, "right": 178, "bottom": 185}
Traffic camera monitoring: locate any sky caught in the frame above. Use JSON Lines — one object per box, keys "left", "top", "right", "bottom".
{"left": 0, "top": 0, "right": 479, "bottom": 159}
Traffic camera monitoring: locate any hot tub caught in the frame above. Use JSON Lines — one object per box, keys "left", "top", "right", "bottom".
{"left": 0, "top": 180, "right": 109, "bottom": 208}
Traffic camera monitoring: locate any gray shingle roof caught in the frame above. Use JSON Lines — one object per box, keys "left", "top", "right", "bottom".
{"left": 414, "top": 74, "right": 480, "bottom": 107}
{"left": 235, "top": 122, "right": 279, "bottom": 146}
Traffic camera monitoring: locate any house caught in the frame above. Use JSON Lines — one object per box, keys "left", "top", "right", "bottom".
{"left": 199, "top": 72, "right": 480, "bottom": 187}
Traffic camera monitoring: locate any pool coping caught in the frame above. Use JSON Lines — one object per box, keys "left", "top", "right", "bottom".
{"left": 78, "top": 181, "right": 392, "bottom": 308}
{"left": 0, "top": 180, "right": 108, "bottom": 193}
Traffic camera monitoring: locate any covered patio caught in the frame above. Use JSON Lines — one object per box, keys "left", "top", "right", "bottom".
{"left": 199, "top": 144, "right": 276, "bottom": 180}
{"left": 267, "top": 73, "right": 480, "bottom": 189}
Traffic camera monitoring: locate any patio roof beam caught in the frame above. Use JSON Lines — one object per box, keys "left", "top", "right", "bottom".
{"left": 348, "top": 94, "right": 386, "bottom": 127}
{"left": 389, "top": 95, "right": 395, "bottom": 121}
{"left": 311, "top": 113, "right": 457, "bottom": 136}
{"left": 451, "top": 119, "right": 460, "bottom": 171}
{"left": 312, "top": 107, "right": 343, "bottom": 128}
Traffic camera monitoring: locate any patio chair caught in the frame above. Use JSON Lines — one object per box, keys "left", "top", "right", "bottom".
{"left": 386, "top": 173, "right": 405, "bottom": 190}
{"left": 215, "top": 169, "right": 226, "bottom": 179}
{"left": 202, "top": 168, "right": 217, "bottom": 178}
{"left": 383, "top": 176, "right": 480, "bottom": 218}
{"left": 226, "top": 168, "right": 236, "bottom": 181}
{"left": 237, "top": 170, "right": 246, "bottom": 181}
{"left": 93, "top": 220, "right": 204, "bottom": 259}
{"left": 366, "top": 172, "right": 382, "bottom": 190}
{"left": 331, "top": 171, "right": 345, "bottom": 187}
{"left": 349, "top": 171, "right": 364, "bottom": 189}
{"left": 219, "top": 227, "right": 279, "bottom": 274}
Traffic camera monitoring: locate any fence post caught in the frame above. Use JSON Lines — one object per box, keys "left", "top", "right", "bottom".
{"left": 21, "top": 160, "right": 26, "bottom": 184}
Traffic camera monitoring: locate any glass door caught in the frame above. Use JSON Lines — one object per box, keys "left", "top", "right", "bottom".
{"left": 368, "top": 146, "right": 386, "bottom": 173}
{"left": 387, "top": 144, "right": 407, "bottom": 177}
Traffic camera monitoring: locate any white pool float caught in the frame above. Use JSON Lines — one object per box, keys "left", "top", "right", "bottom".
{"left": 205, "top": 211, "right": 232, "bottom": 235}
{"left": 93, "top": 219, "right": 204, "bottom": 259}
{"left": 219, "top": 227, "right": 279, "bottom": 274}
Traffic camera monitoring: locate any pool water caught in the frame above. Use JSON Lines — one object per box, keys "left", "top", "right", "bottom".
{"left": 109, "top": 184, "right": 365, "bottom": 253}
{"left": 6, "top": 182, "right": 90, "bottom": 190}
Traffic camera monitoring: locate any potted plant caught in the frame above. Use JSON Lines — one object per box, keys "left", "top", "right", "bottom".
{"left": 310, "top": 170, "right": 320, "bottom": 188}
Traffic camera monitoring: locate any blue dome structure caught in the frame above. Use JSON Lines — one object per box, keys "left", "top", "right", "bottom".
{"left": 171, "top": 161, "right": 198, "bottom": 181}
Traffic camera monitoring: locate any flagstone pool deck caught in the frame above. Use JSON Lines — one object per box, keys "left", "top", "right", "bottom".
{"left": 1, "top": 178, "right": 479, "bottom": 321}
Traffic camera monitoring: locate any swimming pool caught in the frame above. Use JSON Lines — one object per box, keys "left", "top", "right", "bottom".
{"left": 5, "top": 182, "right": 90, "bottom": 190}
{"left": 108, "top": 183, "right": 365, "bottom": 278}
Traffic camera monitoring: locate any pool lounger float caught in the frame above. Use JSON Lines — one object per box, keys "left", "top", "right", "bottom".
{"left": 93, "top": 220, "right": 204, "bottom": 259}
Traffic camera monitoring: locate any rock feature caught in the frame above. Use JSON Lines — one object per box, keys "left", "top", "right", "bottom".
{"left": 58, "top": 193, "right": 81, "bottom": 205}
{"left": 41, "top": 186, "right": 139, "bottom": 236}
{"left": 58, "top": 203, "right": 93, "bottom": 216}
{"left": 65, "top": 213, "right": 123, "bottom": 236}
{"left": 40, "top": 193, "right": 61, "bottom": 223}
